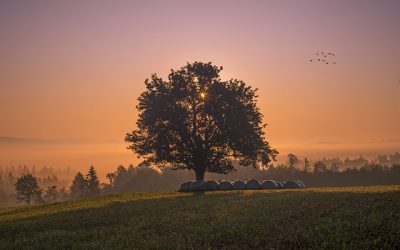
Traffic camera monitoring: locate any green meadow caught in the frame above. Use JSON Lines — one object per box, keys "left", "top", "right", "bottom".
{"left": 1, "top": 186, "right": 399, "bottom": 249}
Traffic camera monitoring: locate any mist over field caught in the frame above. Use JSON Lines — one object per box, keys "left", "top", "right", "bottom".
{"left": 1, "top": 137, "right": 399, "bottom": 180}
{"left": 1, "top": 134, "right": 399, "bottom": 207}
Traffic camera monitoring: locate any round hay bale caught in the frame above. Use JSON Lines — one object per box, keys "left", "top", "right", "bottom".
{"left": 218, "top": 180, "right": 232, "bottom": 190}
{"left": 246, "top": 179, "right": 261, "bottom": 190}
{"left": 205, "top": 180, "right": 218, "bottom": 191}
{"left": 295, "top": 180, "right": 306, "bottom": 188}
{"left": 284, "top": 180, "right": 301, "bottom": 189}
{"left": 276, "top": 181, "right": 284, "bottom": 189}
{"left": 179, "top": 181, "right": 191, "bottom": 192}
{"left": 189, "top": 180, "right": 206, "bottom": 192}
{"left": 232, "top": 180, "right": 246, "bottom": 190}
{"left": 261, "top": 180, "right": 278, "bottom": 189}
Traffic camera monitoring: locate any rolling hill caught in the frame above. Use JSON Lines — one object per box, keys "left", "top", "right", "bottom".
{"left": 1, "top": 186, "right": 399, "bottom": 249}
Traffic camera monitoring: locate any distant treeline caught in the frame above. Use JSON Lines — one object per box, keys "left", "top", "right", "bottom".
{"left": 1, "top": 152, "right": 400, "bottom": 206}
{"left": 284, "top": 152, "right": 400, "bottom": 170}
{"left": 0, "top": 166, "right": 73, "bottom": 206}
{"left": 0, "top": 165, "right": 73, "bottom": 186}
{"left": 101, "top": 161, "right": 400, "bottom": 195}
{"left": 101, "top": 152, "right": 400, "bottom": 194}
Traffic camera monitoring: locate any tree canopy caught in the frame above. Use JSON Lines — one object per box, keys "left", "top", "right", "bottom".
{"left": 15, "top": 174, "right": 41, "bottom": 205}
{"left": 126, "top": 62, "right": 277, "bottom": 180}
{"left": 70, "top": 167, "right": 100, "bottom": 199}
{"left": 85, "top": 166, "right": 100, "bottom": 197}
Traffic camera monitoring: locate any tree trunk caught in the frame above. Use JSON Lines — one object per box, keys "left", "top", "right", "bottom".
{"left": 195, "top": 167, "right": 205, "bottom": 181}
{"left": 193, "top": 144, "right": 207, "bottom": 181}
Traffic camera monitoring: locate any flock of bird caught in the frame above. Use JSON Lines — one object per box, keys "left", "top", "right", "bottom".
{"left": 309, "top": 51, "right": 336, "bottom": 65}
{"left": 309, "top": 52, "right": 400, "bottom": 87}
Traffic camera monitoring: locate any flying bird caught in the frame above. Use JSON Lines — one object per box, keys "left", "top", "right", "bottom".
{"left": 309, "top": 51, "right": 337, "bottom": 65}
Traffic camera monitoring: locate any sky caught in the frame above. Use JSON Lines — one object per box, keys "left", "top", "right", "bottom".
{"left": 0, "top": 0, "right": 399, "bottom": 175}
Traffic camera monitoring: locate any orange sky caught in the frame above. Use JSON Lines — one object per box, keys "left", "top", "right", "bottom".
{"left": 0, "top": 1, "right": 399, "bottom": 175}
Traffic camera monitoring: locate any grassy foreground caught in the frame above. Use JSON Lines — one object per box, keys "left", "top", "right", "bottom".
{"left": 1, "top": 186, "right": 399, "bottom": 249}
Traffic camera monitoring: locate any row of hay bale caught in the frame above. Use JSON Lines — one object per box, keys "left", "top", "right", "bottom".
{"left": 179, "top": 179, "right": 305, "bottom": 192}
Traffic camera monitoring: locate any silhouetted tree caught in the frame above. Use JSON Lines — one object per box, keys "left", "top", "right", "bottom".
{"left": 32, "top": 189, "right": 44, "bottom": 204}
{"left": 287, "top": 154, "right": 299, "bottom": 169}
{"left": 85, "top": 166, "right": 100, "bottom": 197}
{"left": 43, "top": 185, "right": 57, "bottom": 203}
{"left": 330, "top": 160, "right": 339, "bottom": 172}
{"left": 126, "top": 62, "right": 277, "bottom": 180}
{"left": 314, "top": 161, "right": 327, "bottom": 174}
{"left": 106, "top": 172, "right": 116, "bottom": 186}
{"left": 303, "top": 158, "right": 311, "bottom": 173}
{"left": 70, "top": 172, "right": 86, "bottom": 199}
{"left": 15, "top": 174, "right": 41, "bottom": 205}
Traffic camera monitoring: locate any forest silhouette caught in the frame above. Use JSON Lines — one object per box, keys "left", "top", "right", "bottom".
{"left": 1, "top": 152, "right": 400, "bottom": 206}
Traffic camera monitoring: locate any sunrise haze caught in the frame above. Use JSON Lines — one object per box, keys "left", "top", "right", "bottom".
{"left": 1, "top": 0, "right": 399, "bottom": 176}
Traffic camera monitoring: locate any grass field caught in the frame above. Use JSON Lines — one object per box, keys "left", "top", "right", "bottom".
{"left": 1, "top": 186, "right": 399, "bottom": 249}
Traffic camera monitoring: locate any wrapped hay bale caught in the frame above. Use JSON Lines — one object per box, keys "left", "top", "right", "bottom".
{"left": 205, "top": 180, "right": 219, "bottom": 191}
{"left": 189, "top": 180, "right": 206, "bottom": 192}
{"left": 295, "top": 180, "right": 306, "bottom": 188}
{"left": 276, "top": 181, "right": 284, "bottom": 189}
{"left": 261, "top": 180, "right": 278, "bottom": 189}
{"left": 179, "top": 181, "right": 191, "bottom": 192}
{"left": 232, "top": 180, "right": 246, "bottom": 190}
{"left": 218, "top": 180, "right": 232, "bottom": 190}
{"left": 246, "top": 179, "right": 261, "bottom": 190}
{"left": 284, "top": 180, "right": 302, "bottom": 189}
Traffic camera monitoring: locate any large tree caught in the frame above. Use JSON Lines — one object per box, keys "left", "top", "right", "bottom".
{"left": 126, "top": 62, "right": 278, "bottom": 180}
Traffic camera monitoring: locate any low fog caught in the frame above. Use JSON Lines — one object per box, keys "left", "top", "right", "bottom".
{"left": 1, "top": 152, "right": 399, "bottom": 207}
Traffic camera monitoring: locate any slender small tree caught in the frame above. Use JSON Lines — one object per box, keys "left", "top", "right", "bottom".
{"left": 15, "top": 174, "right": 41, "bottom": 205}
{"left": 85, "top": 166, "right": 100, "bottom": 197}
{"left": 303, "top": 158, "right": 311, "bottom": 173}
{"left": 287, "top": 153, "right": 299, "bottom": 169}
{"left": 330, "top": 160, "right": 339, "bottom": 172}
{"left": 44, "top": 185, "right": 58, "bottom": 203}
{"left": 313, "top": 161, "right": 327, "bottom": 174}
{"left": 126, "top": 62, "right": 277, "bottom": 180}
{"left": 70, "top": 172, "right": 86, "bottom": 199}
{"left": 32, "top": 189, "right": 44, "bottom": 204}
{"left": 106, "top": 172, "right": 116, "bottom": 186}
